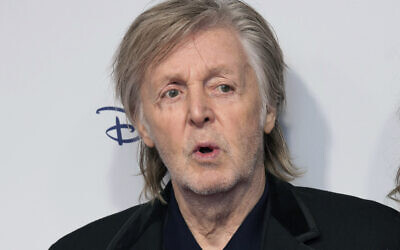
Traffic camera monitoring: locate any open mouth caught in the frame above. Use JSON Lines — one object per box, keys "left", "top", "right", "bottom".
{"left": 199, "top": 146, "right": 214, "bottom": 154}
{"left": 193, "top": 143, "right": 220, "bottom": 159}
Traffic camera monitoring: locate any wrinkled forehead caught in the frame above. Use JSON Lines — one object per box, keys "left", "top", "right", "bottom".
{"left": 144, "top": 25, "right": 248, "bottom": 82}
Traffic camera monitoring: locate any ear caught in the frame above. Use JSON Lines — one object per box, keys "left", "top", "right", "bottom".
{"left": 134, "top": 118, "right": 155, "bottom": 148}
{"left": 264, "top": 107, "right": 276, "bottom": 134}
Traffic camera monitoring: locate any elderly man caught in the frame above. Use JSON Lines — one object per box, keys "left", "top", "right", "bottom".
{"left": 51, "top": 0, "right": 400, "bottom": 249}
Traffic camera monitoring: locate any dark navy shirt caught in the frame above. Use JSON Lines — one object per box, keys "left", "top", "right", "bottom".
{"left": 163, "top": 183, "right": 268, "bottom": 250}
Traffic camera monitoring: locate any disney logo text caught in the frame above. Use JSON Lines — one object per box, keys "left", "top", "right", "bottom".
{"left": 96, "top": 106, "right": 140, "bottom": 145}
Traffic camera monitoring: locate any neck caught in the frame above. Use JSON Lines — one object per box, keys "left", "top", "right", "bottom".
{"left": 172, "top": 166, "right": 266, "bottom": 250}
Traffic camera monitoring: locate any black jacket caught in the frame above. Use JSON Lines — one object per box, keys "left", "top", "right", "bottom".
{"left": 50, "top": 174, "right": 400, "bottom": 249}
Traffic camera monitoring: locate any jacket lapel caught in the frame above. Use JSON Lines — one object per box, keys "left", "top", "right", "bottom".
{"left": 262, "top": 173, "right": 320, "bottom": 249}
{"left": 106, "top": 184, "right": 172, "bottom": 250}
{"left": 264, "top": 216, "right": 315, "bottom": 250}
{"left": 106, "top": 200, "right": 166, "bottom": 250}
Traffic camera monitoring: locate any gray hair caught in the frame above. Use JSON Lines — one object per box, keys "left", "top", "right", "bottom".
{"left": 113, "top": 0, "right": 298, "bottom": 201}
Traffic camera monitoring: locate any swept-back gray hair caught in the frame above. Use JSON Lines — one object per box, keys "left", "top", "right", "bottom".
{"left": 113, "top": 0, "right": 298, "bottom": 201}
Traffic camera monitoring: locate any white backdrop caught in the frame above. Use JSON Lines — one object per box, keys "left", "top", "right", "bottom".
{"left": 1, "top": 1, "right": 399, "bottom": 249}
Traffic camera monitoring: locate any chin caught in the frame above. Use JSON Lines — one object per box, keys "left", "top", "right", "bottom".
{"left": 183, "top": 172, "right": 241, "bottom": 196}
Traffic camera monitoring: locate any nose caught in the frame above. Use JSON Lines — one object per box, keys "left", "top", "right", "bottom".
{"left": 187, "top": 86, "right": 215, "bottom": 128}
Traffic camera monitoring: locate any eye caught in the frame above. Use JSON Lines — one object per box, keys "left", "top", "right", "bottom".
{"left": 217, "top": 84, "right": 233, "bottom": 93}
{"left": 164, "top": 89, "right": 180, "bottom": 98}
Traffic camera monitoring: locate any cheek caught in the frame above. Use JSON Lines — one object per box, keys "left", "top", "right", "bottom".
{"left": 147, "top": 113, "right": 185, "bottom": 171}
{"left": 147, "top": 109, "right": 185, "bottom": 149}
{"left": 222, "top": 100, "right": 263, "bottom": 148}
{"left": 229, "top": 100, "right": 262, "bottom": 131}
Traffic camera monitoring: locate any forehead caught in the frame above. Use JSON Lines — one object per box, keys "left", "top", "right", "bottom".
{"left": 146, "top": 26, "right": 249, "bottom": 83}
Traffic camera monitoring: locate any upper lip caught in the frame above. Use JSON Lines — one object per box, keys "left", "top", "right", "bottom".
{"left": 192, "top": 142, "right": 220, "bottom": 153}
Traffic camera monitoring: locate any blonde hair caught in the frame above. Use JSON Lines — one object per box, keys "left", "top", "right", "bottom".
{"left": 113, "top": 0, "right": 298, "bottom": 201}
{"left": 388, "top": 168, "right": 400, "bottom": 202}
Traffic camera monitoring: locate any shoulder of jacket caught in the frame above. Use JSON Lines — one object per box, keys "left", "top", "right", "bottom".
{"left": 292, "top": 185, "right": 400, "bottom": 245}
{"left": 49, "top": 202, "right": 150, "bottom": 250}
{"left": 293, "top": 185, "right": 399, "bottom": 219}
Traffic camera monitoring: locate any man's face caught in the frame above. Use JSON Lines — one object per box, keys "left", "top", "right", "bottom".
{"left": 137, "top": 27, "right": 275, "bottom": 195}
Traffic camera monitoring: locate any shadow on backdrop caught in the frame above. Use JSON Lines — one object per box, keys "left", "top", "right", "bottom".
{"left": 281, "top": 69, "right": 331, "bottom": 190}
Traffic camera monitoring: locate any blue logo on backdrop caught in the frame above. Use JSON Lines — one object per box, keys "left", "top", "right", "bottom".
{"left": 96, "top": 106, "right": 140, "bottom": 145}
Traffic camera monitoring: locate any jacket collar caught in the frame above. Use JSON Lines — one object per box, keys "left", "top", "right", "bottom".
{"left": 106, "top": 186, "right": 171, "bottom": 250}
{"left": 107, "top": 174, "right": 320, "bottom": 249}
{"left": 262, "top": 173, "right": 320, "bottom": 249}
